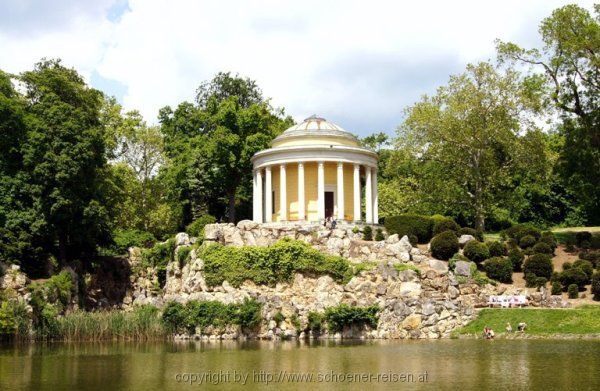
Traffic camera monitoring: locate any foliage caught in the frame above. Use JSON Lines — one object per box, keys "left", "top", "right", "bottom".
{"left": 323, "top": 304, "right": 379, "bottom": 333}
{"left": 484, "top": 257, "right": 513, "bottom": 283}
{"left": 559, "top": 268, "right": 589, "bottom": 291}
{"left": 111, "top": 229, "right": 156, "bottom": 254}
{"left": 532, "top": 242, "right": 553, "bottom": 255}
{"left": 432, "top": 217, "right": 459, "bottom": 236}
{"left": 519, "top": 235, "right": 537, "bottom": 249}
{"left": 393, "top": 263, "right": 421, "bottom": 277}
{"left": 525, "top": 274, "right": 547, "bottom": 289}
{"left": 198, "top": 239, "right": 353, "bottom": 287}
{"left": 507, "top": 248, "right": 525, "bottom": 271}
{"left": 374, "top": 228, "right": 385, "bottom": 241}
{"left": 573, "top": 259, "right": 594, "bottom": 280}
{"left": 448, "top": 253, "right": 470, "bottom": 271}
{"left": 273, "top": 311, "right": 285, "bottom": 326}
{"left": 430, "top": 231, "right": 459, "bottom": 261}
{"left": 362, "top": 226, "right": 373, "bottom": 241}
{"left": 186, "top": 215, "right": 216, "bottom": 238}
{"left": 458, "top": 227, "right": 484, "bottom": 242}
{"left": 141, "top": 238, "right": 176, "bottom": 287}
{"left": 568, "top": 284, "right": 579, "bottom": 299}
{"left": 523, "top": 254, "right": 554, "bottom": 280}
{"left": 551, "top": 281, "right": 562, "bottom": 295}
{"left": 384, "top": 214, "right": 433, "bottom": 244}
{"left": 307, "top": 311, "right": 324, "bottom": 333}
{"left": 504, "top": 225, "right": 541, "bottom": 242}
{"left": 488, "top": 241, "right": 507, "bottom": 257}
{"left": 176, "top": 246, "right": 192, "bottom": 267}
{"left": 463, "top": 241, "right": 490, "bottom": 264}
{"left": 576, "top": 231, "right": 593, "bottom": 247}
{"left": 592, "top": 273, "right": 600, "bottom": 301}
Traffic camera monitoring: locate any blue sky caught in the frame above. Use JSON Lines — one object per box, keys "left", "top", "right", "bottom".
{"left": 0, "top": 0, "right": 595, "bottom": 137}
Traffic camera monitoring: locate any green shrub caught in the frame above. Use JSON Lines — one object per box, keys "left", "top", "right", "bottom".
{"left": 525, "top": 274, "right": 547, "bottom": 288}
{"left": 113, "top": 229, "right": 156, "bottom": 253}
{"left": 0, "top": 301, "right": 16, "bottom": 337}
{"left": 579, "top": 250, "right": 600, "bottom": 267}
{"left": 576, "top": 231, "right": 592, "bottom": 247}
{"left": 186, "top": 215, "right": 216, "bottom": 238}
{"left": 176, "top": 246, "right": 192, "bottom": 267}
{"left": 273, "top": 311, "right": 285, "bottom": 325}
{"left": 523, "top": 254, "right": 553, "bottom": 280}
{"left": 307, "top": 312, "right": 324, "bottom": 333}
{"left": 484, "top": 257, "right": 513, "bottom": 283}
{"left": 199, "top": 239, "right": 353, "bottom": 287}
{"left": 141, "top": 239, "right": 176, "bottom": 288}
{"left": 393, "top": 263, "right": 421, "bottom": 277}
{"left": 551, "top": 281, "right": 562, "bottom": 295}
{"left": 171, "top": 298, "right": 262, "bottom": 334}
{"left": 363, "top": 226, "right": 373, "bottom": 241}
{"left": 448, "top": 253, "right": 469, "bottom": 271}
{"left": 324, "top": 304, "right": 379, "bottom": 332}
{"left": 565, "top": 243, "right": 576, "bottom": 253}
{"left": 563, "top": 262, "right": 572, "bottom": 271}
{"left": 592, "top": 273, "right": 600, "bottom": 301}
{"left": 28, "top": 270, "right": 74, "bottom": 313}
{"left": 532, "top": 242, "right": 553, "bottom": 255}
{"left": 384, "top": 214, "right": 433, "bottom": 244}
{"left": 559, "top": 268, "right": 588, "bottom": 291}
{"left": 519, "top": 235, "right": 537, "bottom": 249}
{"left": 504, "top": 225, "right": 541, "bottom": 242}
{"left": 539, "top": 232, "right": 558, "bottom": 250}
{"left": 568, "top": 284, "right": 579, "bottom": 299}
{"left": 458, "top": 227, "right": 484, "bottom": 242}
{"left": 236, "top": 298, "right": 262, "bottom": 330}
{"left": 591, "top": 234, "right": 600, "bottom": 249}
{"left": 161, "top": 301, "right": 186, "bottom": 334}
{"left": 463, "top": 241, "right": 490, "bottom": 264}
{"left": 488, "top": 241, "right": 507, "bottom": 257}
{"left": 432, "top": 218, "right": 459, "bottom": 236}
{"left": 408, "top": 234, "right": 418, "bottom": 246}
{"left": 507, "top": 248, "right": 524, "bottom": 271}
{"left": 374, "top": 228, "right": 385, "bottom": 241}
{"left": 572, "top": 259, "right": 594, "bottom": 280}
{"left": 430, "top": 231, "right": 459, "bottom": 261}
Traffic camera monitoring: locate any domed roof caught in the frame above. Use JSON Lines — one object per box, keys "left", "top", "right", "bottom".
{"left": 273, "top": 115, "right": 359, "bottom": 146}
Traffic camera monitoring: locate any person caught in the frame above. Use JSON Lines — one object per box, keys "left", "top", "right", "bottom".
{"left": 331, "top": 218, "right": 337, "bottom": 229}
{"left": 506, "top": 322, "right": 512, "bottom": 333}
{"left": 483, "top": 326, "right": 495, "bottom": 339}
{"left": 517, "top": 322, "right": 527, "bottom": 332}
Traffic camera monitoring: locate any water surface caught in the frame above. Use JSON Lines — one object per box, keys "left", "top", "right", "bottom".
{"left": 1, "top": 339, "right": 599, "bottom": 390}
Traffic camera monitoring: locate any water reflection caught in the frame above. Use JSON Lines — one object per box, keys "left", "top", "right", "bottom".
{"left": 1, "top": 339, "right": 599, "bottom": 390}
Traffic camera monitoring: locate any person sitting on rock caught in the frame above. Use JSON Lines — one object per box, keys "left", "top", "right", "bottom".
{"left": 517, "top": 322, "right": 527, "bottom": 332}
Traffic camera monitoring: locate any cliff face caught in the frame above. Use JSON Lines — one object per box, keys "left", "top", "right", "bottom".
{"left": 120, "top": 221, "right": 567, "bottom": 340}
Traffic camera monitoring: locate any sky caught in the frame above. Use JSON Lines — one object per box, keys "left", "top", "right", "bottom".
{"left": 0, "top": 0, "right": 595, "bottom": 137}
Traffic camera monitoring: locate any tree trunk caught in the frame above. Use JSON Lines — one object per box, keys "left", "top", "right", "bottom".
{"left": 228, "top": 189, "right": 236, "bottom": 223}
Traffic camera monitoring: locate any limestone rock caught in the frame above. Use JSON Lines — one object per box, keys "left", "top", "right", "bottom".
{"left": 402, "top": 314, "right": 422, "bottom": 330}
{"left": 458, "top": 235, "right": 475, "bottom": 247}
{"left": 175, "top": 232, "right": 190, "bottom": 246}
{"left": 454, "top": 261, "right": 473, "bottom": 277}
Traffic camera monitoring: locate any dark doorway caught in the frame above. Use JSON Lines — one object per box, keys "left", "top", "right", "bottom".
{"left": 325, "top": 191, "right": 334, "bottom": 218}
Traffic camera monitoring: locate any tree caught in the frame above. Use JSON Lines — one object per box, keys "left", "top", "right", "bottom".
{"left": 497, "top": 4, "right": 600, "bottom": 224}
{"left": 396, "top": 62, "right": 545, "bottom": 230}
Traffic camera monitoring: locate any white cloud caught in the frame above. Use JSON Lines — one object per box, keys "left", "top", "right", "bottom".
{"left": 0, "top": 0, "right": 596, "bottom": 135}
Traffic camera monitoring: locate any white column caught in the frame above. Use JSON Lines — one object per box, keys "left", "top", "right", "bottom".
{"left": 372, "top": 167, "right": 378, "bottom": 224}
{"left": 256, "top": 168, "right": 263, "bottom": 223}
{"left": 252, "top": 169, "right": 258, "bottom": 222}
{"left": 353, "top": 164, "right": 361, "bottom": 222}
{"left": 265, "top": 166, "right": 272, "bottom": 223}
{"left": 297, "top": 162, "right": 305, "bottom": 221}
{"left": 337, "top": 162, "right": 344, "bottom": 220}
{"left": 365, "top": 166, "right": 373, "bottom": 224}
{"left": 279, "top": 164, "right": 287, "bottom": 221}
{"left": 317, "top": 162, "right": 325, "bottom": 221}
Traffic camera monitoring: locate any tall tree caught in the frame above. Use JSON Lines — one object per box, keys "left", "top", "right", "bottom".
{"left": 497, "top": 4, "right": 600, "bottom": 223}
{"left": 396, "top": 62, "right": 545, "bottom": 230}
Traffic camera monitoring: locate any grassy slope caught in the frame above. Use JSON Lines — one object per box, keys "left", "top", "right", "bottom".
{"left": 454, "top": 305, "right": 600, "bottom": 336}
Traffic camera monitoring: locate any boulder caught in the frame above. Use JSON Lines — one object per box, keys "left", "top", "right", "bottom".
{"left": 454, "top": 261, "right": 473, "bottom": 277}
{"left": 402, "top": 314, "right": 422, "bottom": 330}
{"left": 175, "top": 232, "right": 190, "bottom": 246}
{"left": 458, "top": 235, "right": 475, "bottom": 247}
{"left": 428, "top": 259, "right": 449, "bottom": 273}
{"left": 237, "top": 220, "right": 259, "bottom": 231}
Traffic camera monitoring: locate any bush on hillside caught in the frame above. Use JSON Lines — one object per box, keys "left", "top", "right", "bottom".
{"left": 504, "top": 225, "right": 541, "bottom": 242}
{"left": 507, "top": 248, "right": 524, "bottom": 271}
{"left": 186, "top": 215, "right": 217, "bottom": 238}
{"left": 323, "top": 304, "right": 379, "bottom": 332}
{"left": 568, "top": 284, "right": 579, "bottom": 299}
{"left": 579, "top": 250, "right": 600, "bottom": 267}
{"left": 559, "top": 268, "right": 588, "bottom": 291}
{"left": 572, "top": 259, "right": 594, "bottom": 280}
{"left": 112, "top": 229, "right": 156, "bottom": 253}
{"left": 458, "top": 227, "right": 484, "bottom": 242}
{"left": 374, "top": 228, "right": 385, "bottom": 241}
{"left": 576, "top": 231, "right": 592, "bottom": 247}
{"left": 408, "top": 234, "right": 418, "bottom": 246}
{"left": 384, "top": 214, "right": 433, "bottom": 244}
{"left": 519, "top": 235, "right": 537, "bottom": 249}
{"left": 463, "top": 241, "right": 490, "bottom": 264}
{"left": 532, "top": 242, "right": 553, "bottom": 255}
{"left": 430, "top": 231, "right": 459, "bottom": 261}
{"left": 484, "top": 257, "right": 513, "bottom": 283}
{"left": 488, "top": 241, "right": 507, "bottom": 257}
{"left": 551, "top": 281, "right": 562, "bottom": 295}
{"left": 363, "top": 226, "right": 373, "bottom": 241}
{"left": 592, "top": 273, "right": 600, "bottom": 301}
{"left": 432, "top": 218, "right": 459, "bottom": 236}
{"left": 523, "top": 253, "right": 553, "bottom": 280}
{"left": 539, "top": 232, "right": 558, "bottom": 250}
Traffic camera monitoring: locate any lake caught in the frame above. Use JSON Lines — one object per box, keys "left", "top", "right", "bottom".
{"left": 1, "top": 339, "right": 599, "bottom": 390}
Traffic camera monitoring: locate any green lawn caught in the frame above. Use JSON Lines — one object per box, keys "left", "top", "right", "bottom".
{"left": 453, "top": 305, "right": 600, "bottom": 337}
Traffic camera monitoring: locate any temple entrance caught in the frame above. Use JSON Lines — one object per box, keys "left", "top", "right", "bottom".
{"left": 324, "top": 191, "right": 334, "bottom": 218}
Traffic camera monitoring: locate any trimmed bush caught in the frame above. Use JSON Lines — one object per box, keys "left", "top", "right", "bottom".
{"left": 532, "top": 242, "right": 553, "bottom": 255}
{"left": 572, "top": 259, "right": 594, "bottom": 280}
{"left": 523, "top": 254, "right": 553, "bottom": 280}
{"left": 459, "top": 227, "right": 484, "bottom": 242}
{"left": 551, "top": 281, "right": 562, "bottom": 295}
{"left": 576, "top": 231, "right": 592, "bottom": 247}
{"left": 519, "top": 235, "right": 537, "bottom": 249}
{"left": 488, "top": 241, "right": 507, "bottom": 257}
{"left": 374, "top": 228, "right": 385, "bottom": 241}
{"left": 384, "top": 214, "right": 433, "bottom": 244}
{"left": 307, "top": 311, "right": 324, "bottom": 333}
{"left": 568, "top": 284, "right": 579, "bottom": 299}
{"left": 463, "top": 241, "right": 490, "bottom": 264}
{"left": 161, "top": 301, "right": 186, "bottom": 334}
{"left": 504, "top": 225, "right": 541, "bottom": 242}
{"left": 113, "top": 229, "right": 156, "bottom": 253}
{"left": 592, "top": 273, "right": 600, "bottom": 301}
{"left": 408, "top": 234, "right": 418, "bottom": 246}
{"left": 563, "top": 262, "right": 572, "bottom": 271}
{"left": 559, "top": 268, "right": 588, "bottom": 291}
{"left": 579, "top": 250, "right": 600, "bottom": 267}
{"left": 507, "top": 248, "right": 524, "bottom": 271}
{"left": 198, "top": 238, "right": 353, "bottom": 287}
{"left": 324, "top": 304, "right": 379, "bottom": 332}
{"left": 430, "top": 231, "right": 459, "bottom": 261}
{"left": 484, "top": 257, "right": 513, "bottom": 283}
{"left": 432, "top": 218, "right": 459, "bottom": 236}
{"left": 539, "top": 232, "right": 558, "bottom": 250}
{"left": 525, "top": 274, "right": 547, "bottom": 288}
{"left": 185, "top": 215, "right": 216, "bottom": 238}
{"left": 363, "top": 226, "right": 373, "bottom": 241}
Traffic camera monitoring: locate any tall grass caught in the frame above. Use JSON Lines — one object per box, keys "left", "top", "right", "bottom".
{"left": 55, "top": 305, "right": 166, "bottom": 341}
